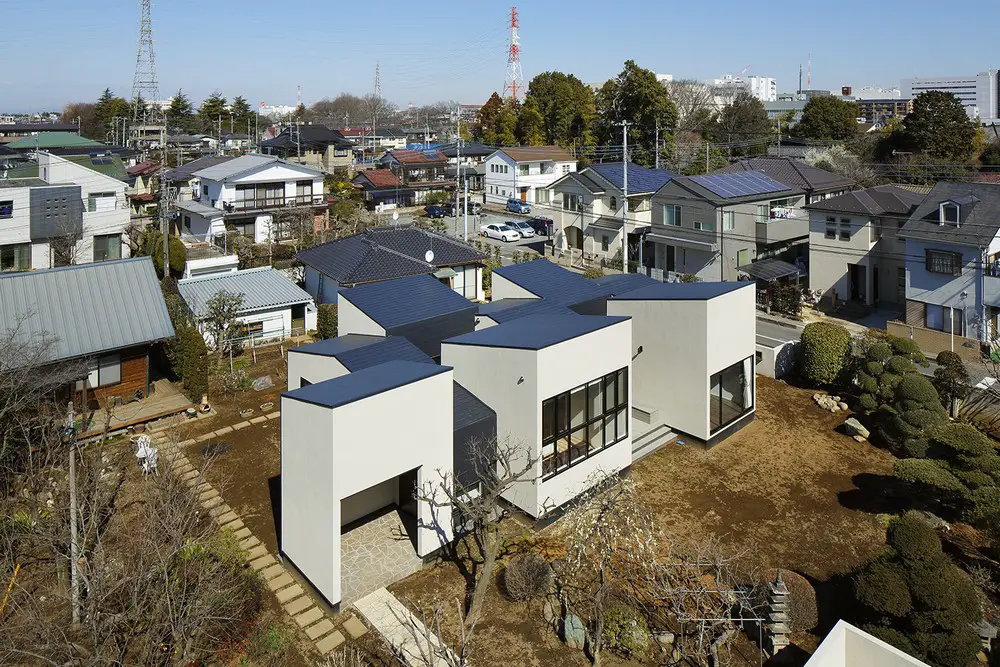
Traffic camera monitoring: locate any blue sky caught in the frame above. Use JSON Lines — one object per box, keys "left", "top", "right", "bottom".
{"left": 1, "top": 0, "right": 996, "bottom": 113}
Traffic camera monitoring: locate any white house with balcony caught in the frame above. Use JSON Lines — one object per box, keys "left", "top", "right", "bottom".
{"left": 483, "top": 146, "right": 576, "bottom": 206}
{"left": 175, "top": 154, "right": 325, "bottom": 245}
{"left": 0, "top": 152, "right": 130, "bottom": 271}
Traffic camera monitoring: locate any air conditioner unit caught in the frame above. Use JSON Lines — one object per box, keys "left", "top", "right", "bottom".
{"left": 312, "top": 196, "right": 324, "bottom": 204}
{"left": 285, "top": 201, "right": 295, "bottom": 208}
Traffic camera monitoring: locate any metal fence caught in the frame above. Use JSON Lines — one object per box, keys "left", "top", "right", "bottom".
{"left": 887, "top": 320, "right": 981, "bottom": 362}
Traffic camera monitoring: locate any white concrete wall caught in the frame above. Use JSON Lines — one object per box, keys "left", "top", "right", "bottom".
{"left": 286, "top": 348, "right": 350, "bottom": 390}
{"left": 808, "top": 210, "right": 875, "bottom": 304}
{"left": 483, "top": 152, "right": 576, "bottom": 205}
{"left": 183, "top": 254, "right": 239, "bottom": 279}
{"left": 337, "top": 294, "right": 387, "bottom": 337}
{"left": 705, "top": 286, "right": 757, "bottom": 437}
{"left": 490, "top": 272, "right": 542, "bottom": 301}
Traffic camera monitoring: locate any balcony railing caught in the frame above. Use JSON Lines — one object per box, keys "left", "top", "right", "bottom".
{"left": 223, "top": 194, "right": 322, "bottom": 212}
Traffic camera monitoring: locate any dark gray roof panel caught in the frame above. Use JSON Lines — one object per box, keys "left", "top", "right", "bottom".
{"left": 612, "top": 281, "right": 751, "bottom": 301}
{"left": 453, "top": 381, "right": 495, "bottom": 432}
{"left": 283, "top": 359, "right": 450, "bottom": 409}
{"left": 161, "top": 155, "right": 235, "bottom": 182}
{"left": 340, "top": 273, "right": 476, "bottom": 329}
{"left": 591, "top": 273, "right": 659, "bottom": 297}
{"left": 715, "top": 157, "right": 854, "bottom": 192}
{"left": 445, "top": 314, "right": 629, "bottom": 350}
{"left": 689, "top": 172, "right": 792, "bottom": 199}
{"left": 477, "top": 298, "right": 575, "bottom": 324}
{"left": 290, "top": 334, "right": 433, "bottom": 371}
{"left": 0, "top": 257, "right": 175, "bottom": 362}
{"left": 588, "top": 161, "right": 674, "bottom": 194}
{"left": 898, "top": 181, "right": 1000, "bottom": 247}
{"left": 804, "top": 184, "right": 924, "bottom": 217}
{"left": 738, "top": 258, "right": 801, "bottom": 282}
{"left": 493, "top": 260, "right": 604, "bottom": 306}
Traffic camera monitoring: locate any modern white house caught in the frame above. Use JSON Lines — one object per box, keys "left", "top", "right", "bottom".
{"left": 546, "top": 161, "right": 673, "bottom": 263}
{"left": 607, "top": 281, "right": 756, "bottom": 447}
{"left": 177, "top": 267, "right": 318, "bottom": 345}
{"left": 281, "top": 360, "right": 456, "bottom": 608}
{"left": 286, "top": 334, "right": 432, "bottom": 390}
{"left": 805, "top": 620, "right": 930, "bottom": 667}
{"left": 483, "top": 146, "right": 577, "bottom": 206}
{"left": 175, "top": 154, "right": 326, "bottom": 245}
{"left": 0, "top": 152, "right": 130, "bottom": 271}
{"left": 442, "top": 314, "right": 633, "bottom": 518}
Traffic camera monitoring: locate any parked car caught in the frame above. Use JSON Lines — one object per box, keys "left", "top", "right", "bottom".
{"left": 480, "top": 223, "right": 521, "bottom": 243}
{"left": 466, "top": 200, "right": 483, "bottom": 215}
{"left": 507, "top": 220, "right": 535, "bottom": 238}
{"left": 526, "top": 217, "right": 553, "bottom": 236}
{"left": 506, "top": 198, "right": 531, "bottom": 214}
{"left": 424, "top": 205, "right": 446, "bottom": 219}
{"left": 443, "top": 200, "right": 483, "bottom": 216}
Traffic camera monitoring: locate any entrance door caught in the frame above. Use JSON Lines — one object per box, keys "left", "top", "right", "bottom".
{"left": 566, "top": 226, "right": 584, "bottom": 251}
{"left": 848, "top": 264, "right": 861, "bottom": 301}
{"left": 873, "top": 266, "right": 880, "bottom": 303}
{"left": 291, "top": 304, "right": 305, "bottom": 332}
{"left": 520, "top": 188, "right": 528, "bottom": 202}
{"left": 398, "top": 468, "right": 418, "bottom": 518}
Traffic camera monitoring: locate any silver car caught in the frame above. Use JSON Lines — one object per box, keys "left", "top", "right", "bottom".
{"left": 507, "top": 220, "right": 535, "bottom": 238}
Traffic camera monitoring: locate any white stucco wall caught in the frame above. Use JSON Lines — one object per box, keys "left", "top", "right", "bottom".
{"left": 704, "top": 286, "right": 757, "bottom": 438}
{"left": 337, "top": 294, "right": 387, "bottom": 337}
{"left": 286, "top": 349, "right": 349, "bottom": 390}
{"left": 490, "top": 272, "right": 542, "bottom": 301}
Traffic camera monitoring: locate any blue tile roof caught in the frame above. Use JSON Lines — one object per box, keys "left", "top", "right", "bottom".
{"left": 290, "top": 334, "right": 433, "bottom": 371}
{"left": 445, "top": 314, "right": 629, "bottom": 350}
{"left": 611, "top": 281, "right": 751, "bottom": 301}
{"left": 590, "top": 273, "right": 659, "bottom": 297}
{"left": 493, "top": 260, "right": 604, "bottom": 307}
{"left": 340, "top": 273, "right": 476, "bottom": 329}
{"left": 282, "top": 359, "right": 450, "bottom": 409}
{"left": 688, "top": 172, "right": 792, "bottom": 200}
{"left": 588, "top": 161, "right": 674, "bottom": 194}
{"left": 477, "top": 298, "right": 575, "bottom": 324}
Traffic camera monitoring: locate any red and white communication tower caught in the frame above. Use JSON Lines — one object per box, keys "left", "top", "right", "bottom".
{"left": 502, "top": 6, "right": 525, "bottom": 101}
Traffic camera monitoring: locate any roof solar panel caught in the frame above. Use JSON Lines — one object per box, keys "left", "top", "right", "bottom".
{"left": 689, "top": 172, "right": 790, "bottom": 199}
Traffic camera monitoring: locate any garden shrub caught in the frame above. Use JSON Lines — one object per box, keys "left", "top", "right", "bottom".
{"left": 887, "top": 336, "right": 926, "bottom": 364}
{"left": 894, "top": 458, "right": 965, "bottom": 493}
{"left": 178, "top": 326, "right": 209, "bottom": 401}
{"left": 219, "top": 369, "right": 253, "bottom": 396}
{"left": 583, "top": 266, "right": 604, "bottom": 280}
{"left": 145, "top": 231, "right": 187, "bottom": 277}
{"left": 503, "top": 552, "right": 552, "bottom": 601}
{"left": 770, "top": 284, "right": 803, "bottom": 317}
{"left": 933, "top": 350, "right": 971, "bottom": 411}
{"left": 800, "top": 322, "right": 852, "bottom": 386}
{"left": 601, "top": 604, "right": 650, "bottom": 659}
{"left": 878, "top": 374, "right": 948, "bottom": 451}
{"left": 316, "top": 304, "right": 338, "bottom": 340}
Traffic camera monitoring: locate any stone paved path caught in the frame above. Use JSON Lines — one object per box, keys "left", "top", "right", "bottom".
{"left": 146, "top": 411, "right": 369, "bottom": 660}
{"left": 340, "top": 509, "right": 423, "bottom": 606}
{"left": 355, "top": 587, "right": 456, "bottom": 667}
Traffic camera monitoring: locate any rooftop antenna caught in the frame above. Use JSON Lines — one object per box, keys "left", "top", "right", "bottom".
{"left": 807, "top": 53, "right": 812, "bottom": 90}
{"left": 798, "top": 64, "right": 802, "bottom": 95}
{"left": 502, "top": 6, "right": 525, "bottom": 101}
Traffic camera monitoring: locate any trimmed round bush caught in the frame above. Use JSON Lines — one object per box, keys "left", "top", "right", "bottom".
{"left": 761, "top": 569, "right": 817, "bottom": 632}
{"left": 888, "top": 336, "right": 926, "bottom": 363}
{"left": 894, "top": 458, "right": 965, "bottom": 493}
{"left": 800, "top": 322, "right": 852, "bottom": 386}
{"left": 885, "top": 356, "right": 917, "bottom": 376}
{"left": 889, "top": 512, "right": 945, "bottom": 563}
{"left": 503, "top": 552, "right": 552, "bottom": 601}
{"left": 854, "top": 559, "right": 913, "bottom": 617}
{"left": 928, "top": 423, "right": 994, "bottom": 459}
{"left": 601, "top": 604, "right": 650, "bottom": 658}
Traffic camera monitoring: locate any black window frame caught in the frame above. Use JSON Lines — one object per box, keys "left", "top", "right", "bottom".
{"left": 541, "top": 367, "right": 628, "bottom": 480}
{"left": 709, "top": 356, "right": 754, "bottom": 434}
{"left": 0, "top": 200, "right": 12, "bottom": 218}
{"left": 925, "top": 249, "right": 962, "bottom": 276}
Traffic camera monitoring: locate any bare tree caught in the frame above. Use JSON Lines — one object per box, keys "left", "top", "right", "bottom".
{"left": 664, "top": 79, "right": 717, "bottom": 132}
{"left": 201, "top": 289, "right": 245, "bottom": 353}
{"left": 388, "top": 596, "right": 472, "bottom": 667}
{"left": 416, "top": 438, "right": 538, "bottom": 628}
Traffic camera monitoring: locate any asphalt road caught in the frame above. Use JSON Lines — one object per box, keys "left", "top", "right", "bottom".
{"left": 387, "top": 208, "right": 550, "bottom": 263}
{"left": 756, "top": 318, "right": 803, "bottom": 347}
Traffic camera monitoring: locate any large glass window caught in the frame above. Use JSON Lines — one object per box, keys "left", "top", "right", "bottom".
{"left": 93, "top": 234, "right": 122, "bottom": 262}
{"left": 542, "top": 367, "right": 628, "bottom": 478}
{"left": 663, "top": 204, "right": 681, "bottom": 226}
{"left": 75, "top": 353, "right": 121, "bottom": 391}
{"left": 0, "top": 243, "right": 29, "bottom": 272}
{"left": 709, "top": 357, "right": 753, "bottom": 433}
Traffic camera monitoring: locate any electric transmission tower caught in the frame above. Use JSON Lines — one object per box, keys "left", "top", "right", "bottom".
{"left": 502, "top": 6, "right": 525, "bottom": 101}
{"left": 131, "top": 0, "right": 160, "bottom": 123}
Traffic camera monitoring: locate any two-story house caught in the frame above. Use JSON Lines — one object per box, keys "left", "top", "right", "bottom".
{"left": 899, "top": 182, "right": 1000, "bottom": 343}
{"left": 648, "top": 172, "right": 805, "bottom": 281}
{"left": 806, "top": 185, "right": 924, "bottom": 307}
{"left": 174, "top": 154, "right": 326, "bottom": 245}
{"left": 546, "top": 161, "right": 674, "bottom": 263}
{"left": 483, "top": 146, "right": 576, "bottom": 206}
{"left": 714, "top": 156, "right": 854, "bottom": 205}
{"left": 0, "top": 152, "right": 131, "bottom": 271}
{"left": 260, "top": 124, "right": 355, "bottom": 174}
{"left": 125, "top": 160, "right": 160, "bottom": 221}
{"left": 366, "top": 149, "right": 453, "bottom": 206}
{"left": 161, "top": 155, "right": 235, "bottom": 202}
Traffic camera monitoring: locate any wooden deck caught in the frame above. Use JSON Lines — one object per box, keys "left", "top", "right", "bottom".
{"left": 79, "top": 379, "right": 194, "bottom": 439}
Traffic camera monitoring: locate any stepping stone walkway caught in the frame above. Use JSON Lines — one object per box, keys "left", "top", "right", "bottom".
{"left": 148, "top": 409, "right": 390, "bottom": 659}
{"left": 354, "top": 587, "right": 456, "bottom": 667}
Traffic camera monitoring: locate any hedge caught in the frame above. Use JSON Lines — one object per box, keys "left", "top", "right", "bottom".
{"left": 800, "top": 321, "right": 852, "bottom": 386}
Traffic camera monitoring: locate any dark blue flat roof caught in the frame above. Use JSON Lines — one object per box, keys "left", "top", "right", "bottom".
{"left": 591, "top": 272, "right": 659, "bottom": 297}
{"left": 340, "top": 273, "right": 476, "bottom": 329}
{"left": 493, "top": 260, "right": 604, "bottom": 306}
{"left": 282, "top": 359, "right": 450, "bottom": 409}
{"left": 612, "top": 281, "right": 751, "bottom": 301}
{"left": 445, "top": 314, "right": 629, "bottom": 350}
{"left": 477, "top": 297, "right": 575, "bottom": 324}
{"left": 290, "top": 334, "right": 433, "bottom": 371}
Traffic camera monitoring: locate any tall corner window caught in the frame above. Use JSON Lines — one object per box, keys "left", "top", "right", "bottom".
{"left": 709, "top": 357, "right": 753, "bottom": 433}
{"left": 757, "top": 203, "right": 770, "bottom": 223}
{"left": 663, "top": 204, "right": 681, "bottom": 227}
{"left": 0, "top": 243, "right": 29, "bottom": 272}
{"left": 723, "top": 210, "right": 735, "bottom": 231}
{"left": 0, "top": 200, "right": 12, "bottom": 219}
{"left": 925, "top": 249, "right": 962, "bottom": 276}
{"left": 541, "top": 367, "right": 628, "bottom": 479}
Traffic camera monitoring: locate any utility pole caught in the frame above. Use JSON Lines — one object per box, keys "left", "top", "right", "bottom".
{"left": 777, "top": 118, "right": 781, "bottom": 157}
{"left": 159, "top": 175, "right": 169, "bottom": 278}
{"left": 455, "top": 107, "right": 462, "bottom": 233}
{"left": 616, "top": 120, "right": 630, "bottom": 273}
{"left": 464, "top": 176, "right": 469, "bottom": 242}
{"left": 654, "top": 120, "right": 660, "bottom": 170}
{"left": 65, "top": 401, "right": 80, "bottom": 627}
{"left": 705, "top": 142, "right": 710, "bottom": 174}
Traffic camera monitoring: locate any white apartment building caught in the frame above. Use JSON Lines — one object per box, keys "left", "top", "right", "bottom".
{"left": 712, "top": 74, "right": 777, "bottom": 105}
{"left": 484, "top": 146, "right": 577, "bottom": 206}
{"left": 901, "top": 71, "right": 999, "bottom": 121}
{"left": 0, "top": 152, "right": 130, "bottom": 271}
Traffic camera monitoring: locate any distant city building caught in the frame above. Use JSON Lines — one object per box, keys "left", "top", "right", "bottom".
{"left": 711, "top": 74, "right": 777, "bottom": 106}
{"left": 857, "top": 98, "right": 914, "bottom": 124}
{"left": 655, "top": 72, "right": 674, "bottom": 84}
{"left": 854, "top": 86, "right": 902, "bottom": 100}
{"left": 901, "top": 70, "right": 999, "bottom": 121}
{"left": 259, "top": 104, "right": 298, "bottom": 119}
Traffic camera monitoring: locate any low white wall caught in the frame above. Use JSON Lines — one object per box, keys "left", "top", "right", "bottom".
{"left": 490, "top": 273, "right": 542, "bottom": 301}
{"left": 286, "top": 349, "right": 349, "bottom": 390}
{"left": 755, "top": 340, "right": 799, "bottom": 379}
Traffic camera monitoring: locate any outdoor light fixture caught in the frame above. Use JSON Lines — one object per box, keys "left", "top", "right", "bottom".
{"left": 517, "top": 376, "right": 524, "bottom": 384}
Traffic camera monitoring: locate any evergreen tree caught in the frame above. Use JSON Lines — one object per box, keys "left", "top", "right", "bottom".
{"left": 596, "top": 60, "right": 678, "bottom": 166}
{"left": 496, "top": 98, "right": 519, "bottom": 146}
{"left": 524, "top": 71, "right": 596, "bottom": 146}
{"left": 711, "top": 90, "right": 772, "bottom": 157}
{"left": 93, "top": 88, "right": 131, "bottom": 141}
{"left": 515, "top": 98, "right": 545, "bottom": 145}
{"left": 230, "top": 96, "right": 253, "bottom": 132}
{"left": 902, "top": 90, "right": 979, "bottom": 163}
{"left": 795, "top": 96, "right": 860, "bottom": 140}
{"left": 475, "top": 92, "right": 504, "bottom": 144}
{"left": 198, "top": 91, "right": 228, "bottom": 134}
{"left": 166, "top": 89, "right": 197, "bottom": 132}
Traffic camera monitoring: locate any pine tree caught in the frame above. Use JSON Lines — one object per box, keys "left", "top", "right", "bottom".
{"left": 167, "top": 89, "right": 197, "bottom": 132}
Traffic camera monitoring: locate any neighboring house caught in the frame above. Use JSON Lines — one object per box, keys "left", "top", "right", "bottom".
{"left": 337, "top": 126, "right": 407, "bottom": 151}
{"left": 806, "top": 185, "right": 924, "bottom": 306}
{"left": 0, "top": 122, "right": 80, "bottom": 144}
{"left": 177, "top": 266, "right": 318, "bottom": 344}
{"left": 297, "top": 225, "right": 488, "bottom": 303}
{"left": 0, "top": 257, "right": 174, "bottom": 407}
{"left": 222, "top": 133, "right": 251, "bottom": 151}
{"left": 161, "top": 155, "right": 234, "bottom": 202}
{"left": 125, "top": 160, "right": 160, "bottom": 220}
{"left": 260, "top": 125, "right": 354, "bottom": 174}
{"left": 805, "top": 620, "right": 930, "bottom": 667}
{"left": 373, "top": 149, "right": 453, "bottom": 205}
{"left": 175, "top": 154, "right": 326, "bottom": 245}
{"left": 0, "top": 152, "right": 131, "bottom": 271}
{"left": 181, "top": 243, "right": 240, "bottom": 279}
{"left": 337, "top": 273, "right": 477, "bottom": 357}
{"left": 648, "top": 171, "right": 806, "bottom": 281}
{"left": 483, "top": 146, "right": 577, "bottom": 206}
{"left": 899, "top": 181, "right": 1000, "bottom": 343}
{"left": 6, "top": 131, "right": 106, "bottom": 155}
{"left": 856, "top": 98, "right": 914, "bottom": 124}
{"left": 351, "top": 168, "right": 405, "bottom": 210}
{"left": 714, "top": 156, "right": 854, "bottom": 205}
{"left": 547, "top": 161, "right": 673, "bottom": 262}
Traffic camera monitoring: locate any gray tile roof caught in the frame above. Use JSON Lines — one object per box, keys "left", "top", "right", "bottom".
{"left": 591, "top": 273, "right": 659, "bottom": 297}
{"left": 445, "top": 314, "right": 629, "bottom": 351}
{"left": 176, "top": 199, "right": 224, "bottom": 218}
{"left": 898, "top": 181, "right": 1000, "bottom": 247}
{"left": 453, "top": 381, "right": 495, "bottom": 432}
{"left": 339, "top": 273, "right": 476, "bottom": 329}
{"left": 289, "top": 334, "right": 433, "bottom": 371}
{"left": 178, "top": 267, "right": 314, "bottom": 317}
{"left": 296, "top": 226, "right": 487, "bottom": 286}
{"left": 192, "top": 154, "right": 323, "bottom": 182}
{"left": 804, "top": 184, "right": 924, "bottom": 217}
{"left": 282, "top": 359, "right": 450, "bottom": 409}
{"left": 715, "top": 157, "right": 854, "bottom": 193}
{"left": 0, "top": 257, "right": 174, "bottom": 362}
{"left": 668, "top": 174, "right": 804, "bottom": 205}
{"left": 493, "top": 260, "right": 605, "bottom": 307}
{"left": 161, "top": 155, "right": 235, "bottom": 182}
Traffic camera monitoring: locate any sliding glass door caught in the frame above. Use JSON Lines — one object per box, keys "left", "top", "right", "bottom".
{"left": 709, "top": 357, "right": 753, "bottom": 433}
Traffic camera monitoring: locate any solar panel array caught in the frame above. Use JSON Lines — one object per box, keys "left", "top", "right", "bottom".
{"left": 689, "top": 171, "right": 791, "bottom": 199}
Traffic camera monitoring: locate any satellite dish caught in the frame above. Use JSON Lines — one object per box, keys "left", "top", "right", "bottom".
{"left": 392, "top": 212, "right": 399, "bottom": 221}
{"left": 425, "top": 250, "right": 435, "bottom": 263}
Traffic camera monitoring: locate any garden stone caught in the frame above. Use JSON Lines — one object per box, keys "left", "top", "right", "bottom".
{"left": 654, "top": 631, "right": 675, "bottom": 648}
{"left": 542, "top": 598, "right": 555, "bottom": 624}
{"left": 844, "top": 418, "right": 870, "bottom": 440}
{"left": 853, "top": 435, "right": 866, "bottom": 443}
{"left": 563, "top": 614, "right": 586, "bottom": 650}
{"left": 838, "top": 402, "right": 848, "bottom": 411}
